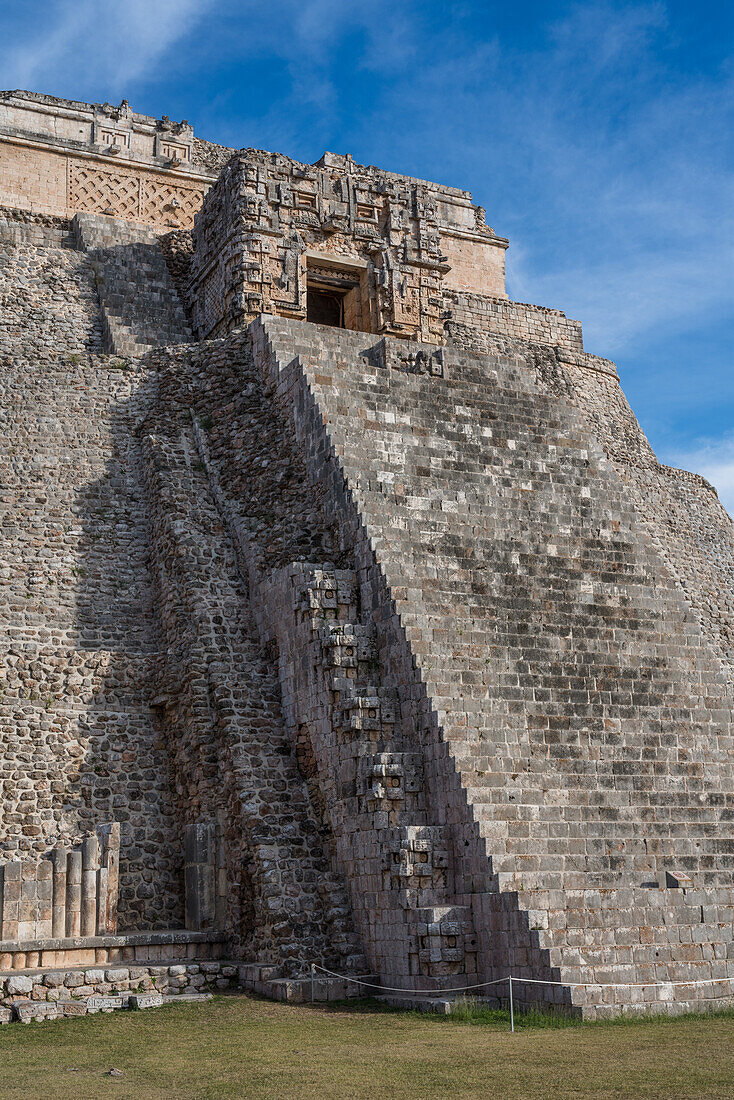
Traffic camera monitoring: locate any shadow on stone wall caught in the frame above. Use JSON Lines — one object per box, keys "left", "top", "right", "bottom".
{"left": 69, "top": 365, "right": 183, "bottom": 931}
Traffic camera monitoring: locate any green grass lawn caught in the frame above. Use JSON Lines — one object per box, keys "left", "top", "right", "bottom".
{"left": 1, "top": 995, "right": 733, "bottom": 1100}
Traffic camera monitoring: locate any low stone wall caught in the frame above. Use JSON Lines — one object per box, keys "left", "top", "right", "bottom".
{"left": 0, "top": 206, "right": 74, "bottom": 247}
{"left": 0, "top": 958, "right": 238, "bottom": 1023}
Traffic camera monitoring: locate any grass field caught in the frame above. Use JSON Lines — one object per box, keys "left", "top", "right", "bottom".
{"left": 1, "top": 995, "right": 733, "bottom": 1099}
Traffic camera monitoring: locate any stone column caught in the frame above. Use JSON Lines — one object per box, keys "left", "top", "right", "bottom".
{"left": 0, "top": 862, "right": 20, "bottom": 942}
{"left": 51, "top": 847, "right": 68, "bottom": 939}
{"left": 184, "top": 823, "right": 217, "bottom": 931}
{"left": 65, "top": 850, "right": 82, "bottom": 937}
{"left": 97, "top": 823, "right": 120, "bottom": 934}
{"left": 18, "top": 861, "right": 37, "bottom": 942}
{"left": 36, "top": 859, "right": 53, "bottom": 939}
{"left": 216, "top": 812, "right": 227, "bottom": 928}
{"left": 81, "top": 835, "right": 99, "bottom": 936}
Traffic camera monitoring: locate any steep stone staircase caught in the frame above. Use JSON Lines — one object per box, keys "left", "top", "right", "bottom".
{"left": 255, "top": 315, "right": 734, "bottom": 1016}
{"left": 72, "top": 212, "right": 191, "bottom": 356}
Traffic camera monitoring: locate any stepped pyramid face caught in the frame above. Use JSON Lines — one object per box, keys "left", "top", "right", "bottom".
{"left": 0, "top": 92, "right": 733, "bottom": 1018}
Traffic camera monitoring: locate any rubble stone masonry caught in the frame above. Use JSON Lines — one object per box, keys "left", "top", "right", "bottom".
{"left": 0, "top": 215, "right": 181, "bottom": 930}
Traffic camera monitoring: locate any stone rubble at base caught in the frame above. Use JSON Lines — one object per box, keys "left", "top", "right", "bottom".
{"left": 0, "top": 960, "right": 237, "bottom": 1022}
{"left": 0, "top": 91, "right": 733, "bottom": 1023}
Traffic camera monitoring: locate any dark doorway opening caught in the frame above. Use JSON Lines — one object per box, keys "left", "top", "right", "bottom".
{"left": 307, "top": 287, "right": 344, "bottom": 328}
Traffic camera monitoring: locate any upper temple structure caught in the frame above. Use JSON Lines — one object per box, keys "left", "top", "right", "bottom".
{"left": 0, "top": 90, "right": 733, "bottom": 1022}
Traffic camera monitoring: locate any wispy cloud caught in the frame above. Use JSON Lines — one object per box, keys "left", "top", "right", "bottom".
{"left": 345, "top": 2, "right": 734, "bottom": 360}
{"left": 0, "top": 0, "right": 213, "bottom": 99}
{"left": 190, "top": 1, "right": 421, "bottom": 143}
{"left": 667, "top": 435, "right": 734, "bottom": 516}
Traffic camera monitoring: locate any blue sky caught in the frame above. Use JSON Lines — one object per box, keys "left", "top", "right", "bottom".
{"left": 2, "top": 1, "right": 733, "bottom": 508}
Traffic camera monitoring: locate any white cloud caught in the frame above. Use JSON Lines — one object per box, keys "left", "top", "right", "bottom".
{"left": 0, "top": 0, "right": 213, "bottom": 97}
{"left": 512, "top": 238, "right": 734, "bottom": 357}
{"left": 666, "top": 436, "right": 734, "bottom": 517}
{"left": 493, "top": 15, "right": 734, "bottom": 357}
{"left": 355, "top": 3, "right": 734, "bottom": 362}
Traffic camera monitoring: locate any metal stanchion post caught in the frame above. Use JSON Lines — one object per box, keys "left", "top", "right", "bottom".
{"left": 509, "top": 975, "right": 514, "bottom": 1032}
{"left": 311, "top": 963, "right": 315, "bottom": 1004}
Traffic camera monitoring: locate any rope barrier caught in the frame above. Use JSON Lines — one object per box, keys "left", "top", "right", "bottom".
{"left": 309, "top": 962, "right": 734, "bottom": 1033}
{"left": 309, "top": 963, "right": 734, "bottom": 995}
{"left": 310, "top": 963, "right": 508, "bottom": 995}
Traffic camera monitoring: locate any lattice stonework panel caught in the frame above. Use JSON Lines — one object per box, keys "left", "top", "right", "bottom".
{"left": 142, "top": 178, "right": 205, "bottom": 229}
{"left": 68, "top": 163, "right": 141, "bottom": 221}
{"left": 199, "top": 267, "right": 224, "bottom": 333}
{"left": 68, "top": 162, "right": 205, "bottom": 228}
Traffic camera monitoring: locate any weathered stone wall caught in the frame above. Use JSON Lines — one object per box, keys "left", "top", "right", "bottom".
{"left": 558, "top": 365, "right": 734, "bottom": 678}
{"left": 446, "top": 290, "right": 584, "bottom": 351}
{"left": 0, "top": 206, "right": 73, "bottom": 248}
{"left": 137, "top": 333, "right": 365, "bottom": 973}
{"left": 0, "top": 215, "right": 182, "bottom": 930}
{"left": 158, "top": 229, "right": 195, "bottom": 322}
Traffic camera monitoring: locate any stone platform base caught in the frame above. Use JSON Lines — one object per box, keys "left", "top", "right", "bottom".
{"left": 0, "top": 950, "right": 380, "bottom": 1024}
{"left": 0, "top": 929, "right": 226, "bottom": 972}
{"left": 237, "top": 963, "right": 378, "bottom": 1003}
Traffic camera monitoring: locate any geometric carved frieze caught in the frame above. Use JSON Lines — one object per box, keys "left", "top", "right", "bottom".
{"left": 68, "top": 161, "right": 205, "bottom": 230}
{"left": 69, "top": 163, "right": 140, "bottom": 221}
{"left": 142, "top": 178, "right": 203, "bottom": 228}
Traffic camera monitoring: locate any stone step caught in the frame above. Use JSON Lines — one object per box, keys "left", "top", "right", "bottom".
{"left": 236, "top": 963, "right": 377, "bottom": 1003}
{"left": 73, "top": 212, "right": 191, "bottom": 354}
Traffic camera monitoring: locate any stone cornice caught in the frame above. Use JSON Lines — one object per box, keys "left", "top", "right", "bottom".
{"left": 0, "top": 129, "right": 218, "bottom": 186}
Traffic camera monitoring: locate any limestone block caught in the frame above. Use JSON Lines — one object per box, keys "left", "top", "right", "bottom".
{"left": 184, "top": 823, "right": 218, "bottom": 931}
{"left": 87, "top": 994, "right": 124, "bottom": 1013}
{"left": 13, "top": 1000, "right": 59, "bottom": 1023}
{"left": 6, "top": 975, "right": 33, "bottom": 996}
{"left": 129, "top": 991, "right": 164, "bottom": 1009}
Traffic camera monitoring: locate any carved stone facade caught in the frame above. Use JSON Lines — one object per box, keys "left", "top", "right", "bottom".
{"left": 187, "top": 150, "right": 508, "bottom": 341}
{"left": 0, "top": 92, "right": 218, "bottom": 229}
